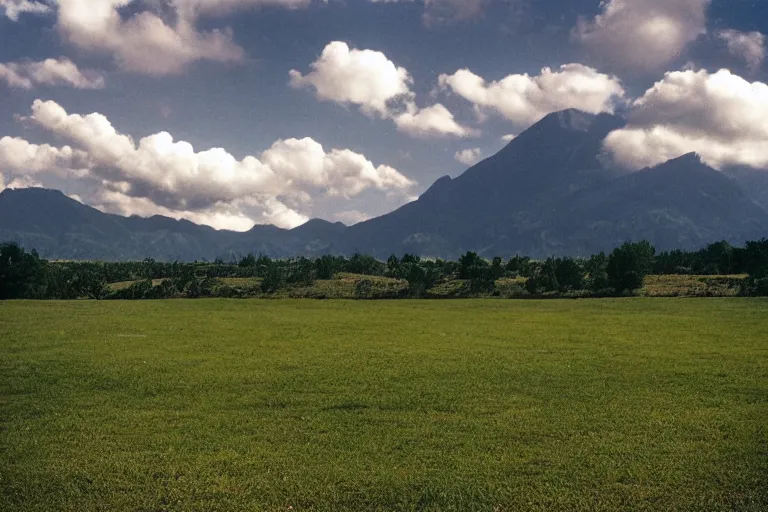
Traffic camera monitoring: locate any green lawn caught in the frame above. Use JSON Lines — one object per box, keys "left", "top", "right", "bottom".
{"left": 1, "top": 299, "right": 767, "bottom": 511}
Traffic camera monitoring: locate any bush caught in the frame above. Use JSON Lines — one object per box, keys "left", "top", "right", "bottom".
{"left": 355, "top": 279, "right": 374, "bottom": 300}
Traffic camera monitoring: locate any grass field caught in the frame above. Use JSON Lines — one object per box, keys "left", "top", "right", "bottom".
{"left": 1, "top": 299, "right": 767, "bottom": 511}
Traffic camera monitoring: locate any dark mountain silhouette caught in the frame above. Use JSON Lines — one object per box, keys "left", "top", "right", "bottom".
{"left": 2, "top": 109, "right": 767, "bottom": 261}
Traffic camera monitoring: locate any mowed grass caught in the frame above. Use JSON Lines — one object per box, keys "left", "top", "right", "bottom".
{"left": 1, "top": 300, "right": 767, "bottom": 511}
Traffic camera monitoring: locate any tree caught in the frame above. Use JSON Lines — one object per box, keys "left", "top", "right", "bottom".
{"left": 316, "top": 255, "right": 344, "bottom": 280}
{"left": 0, "top": 242, "right": 45, "bottom": 299}
{"left": 286, "top": 257, "right": 315, "bottom": 286}
{"left": 347, "top": 253, "right": 384, "bottom": 276}
{"left": 457, "top": 252, "right": 494, "bottom": 294}
{"left": 386, "top": 254, "right": 400, "bottom": 278}
{"left": 553, "top": 257, "right": 585, "bottom": 292}
{"left": 401, "top": 261, "right": 438, "bottom": 298}
{"left": 261, "top": 264, "right": 285, "bottom": 294}
{"left": 506, "top": 255, "right": 531, "bottom": 277}
{"left": 743, "top": 239, "right": 768, "bottom": 296}
{"left": 584, "top": 252, "right": 610, "bottom": 292}
{"left": 490, "top": 257, "right": 505, "bottom": 280}
{"left": 607, "top": 241, "right": 656, "bottom": 292}
{"left": 238, "top": 253, "right": 257, "bottom": 268}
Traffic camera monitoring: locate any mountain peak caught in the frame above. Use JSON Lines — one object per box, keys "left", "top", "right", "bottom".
{"left": 291, "top": 218, "right": 347, "bottom": 234}
{"left": 533, "top": 109, "right": 624, "bottom": 134}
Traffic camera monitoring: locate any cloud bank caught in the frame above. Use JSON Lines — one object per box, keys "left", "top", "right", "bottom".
{"left": 0, "top": 100, "right": 416, "bottom": 230}
{"left": 604, "top": 69, "right": 768, "bottom": 170}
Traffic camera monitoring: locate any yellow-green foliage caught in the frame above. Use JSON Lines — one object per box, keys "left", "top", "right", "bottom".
{"left": 108, "top": 279, "right": 168, "bottom": 291}
{"left": 641, "top": 274, "right": 747, "bottom": 297}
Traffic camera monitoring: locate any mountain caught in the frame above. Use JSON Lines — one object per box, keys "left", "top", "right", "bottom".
{"left": 0, "top": 189, "right": 333, "bottom": 261}
{"left": 724, "top": 166, "right": 768, "bottom": 213}
{"left": 2, "top": 109, "right": 767, "bottom": 261}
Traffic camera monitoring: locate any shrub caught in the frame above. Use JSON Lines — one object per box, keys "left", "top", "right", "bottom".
{"left": 355, "top": 279, "right": 374, "bottom": 300}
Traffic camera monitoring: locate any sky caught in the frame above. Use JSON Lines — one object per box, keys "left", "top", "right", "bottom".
{"left": 0, "top": 0, "right": 767, "bottom": 231}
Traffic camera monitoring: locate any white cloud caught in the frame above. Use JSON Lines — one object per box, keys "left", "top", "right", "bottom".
{"left": 574, "top": 0, "right": 710, "bottom": 70}
{"left": 0, "top": 100, "right": 416, "bottom": 230}
{"left": 718, "top": 29, "right": 765, "bottom": 72}
{"left": 501, "top": 134, "right": 516, "bottom": 143}
{"left": 438, "top": 64, "right": 625, "bottom": 128}
{"left": 54, "top": 0, "right": 311, "bottom": 75}
{"left": 93, "top": 190, "right": 282, "bottom": 232}
{"left": 604, "top": 68, "right": 768, "bottom": 170}
{"left": 0, "top": 57, "right": 105, "bottom": 89}
{"left": 0, "top": 136, "right": 91, "bottom": 176}
{"left": 0, "top": 0, "right": 51, "bottom": 21}
{"left": 454, "top": 148, "right": 482, "bottom": 166}
{"left": 394, "top": 103, "right": 477, "bottom": 138}
{"left": 292, "top": 41, "right": 474, "bottom": 137}
{"left": 289, "top": 41, "right": 414, "bottom": 117}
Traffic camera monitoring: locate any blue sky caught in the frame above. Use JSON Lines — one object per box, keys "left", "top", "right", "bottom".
{"left": 1, "top": 0, "right": 767, "bottom": 229}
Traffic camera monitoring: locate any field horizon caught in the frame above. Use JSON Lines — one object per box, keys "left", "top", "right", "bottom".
{"left": 2, "top": 299, "right": 767, "bottom": 511}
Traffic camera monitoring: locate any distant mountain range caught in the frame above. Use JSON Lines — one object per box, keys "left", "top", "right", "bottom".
{"left": 2, "top": 109, "right": 768, "bottom": 261}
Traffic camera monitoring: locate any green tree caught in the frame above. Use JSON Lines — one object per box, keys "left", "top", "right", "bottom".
{"left": 0, "top": 242, "right": 45, "bottom": 299}
{"left": 261, "top": 264, "right": 285, "bottom": 294}
{"left": 584, "top": 252, "right": 610, "bottom": 292}
{"left": 743, "top": 239, "right": 768, "bottom": 296}
{"left": 553, "top": 257, "right": 585, "bottom": 292}
{"left": 607, "top": 241, "right": 656, "bottom": 292}
{"left": 239, "top": 253, "right": 257, "bottom": 268}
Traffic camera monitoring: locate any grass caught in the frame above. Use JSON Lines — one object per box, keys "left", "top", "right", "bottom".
{"left": 1, "top": 299, "right": 767, "bottom": 511}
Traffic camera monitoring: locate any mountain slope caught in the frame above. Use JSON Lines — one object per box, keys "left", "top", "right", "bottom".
{"left": 341, "top": 109, "right": 630, "bottom": 258}
{"left": 552, "top": 153, "right": 768, "bottom": 254}
{"left": 2, "top": 109, "right": 767, "bottom": 260}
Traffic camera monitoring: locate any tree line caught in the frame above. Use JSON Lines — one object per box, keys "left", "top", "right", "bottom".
{"left": 1, "top": 239, "right": 767, "bottom": 300}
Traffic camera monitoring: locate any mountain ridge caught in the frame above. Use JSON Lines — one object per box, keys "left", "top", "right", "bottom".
{"left": 2, "top": 109, "right": 767, "bottom": 261}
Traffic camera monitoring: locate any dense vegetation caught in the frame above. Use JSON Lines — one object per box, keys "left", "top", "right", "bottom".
{"left": 1, "top": 239, "right": 768, "bottom": 300}
{"left": 2, "top": 299, "right": 767, "bottom": 511}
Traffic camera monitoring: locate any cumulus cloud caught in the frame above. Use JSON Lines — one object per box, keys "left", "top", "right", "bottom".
{"left": 604, "top": 68, "right": 768, "bottom": 171}
{"left": 394, "top": 103, "right": 477, "bottom": 138}
{"left": 0, "top": 0, "right": 51, "bottom": 21}
{"left": 0, "top": 100, "right": 415, "bottom": 230}
{"left": 574, "top": 0, "right": 710, "bottom": 71}
{"left": 0, "top": 57, "right": 105, "bottom": 89}
{"left": 53, "top": 0, "right": 317, "bottom": 75}
{"left": 0, "top": 136, "right": 91, "bottom": 176}
{"left": 292, "top": 41, "right": 474, "bottom": 137}
{"left": 501, "top": 134, "right": 516, "bottom": 143}
{"left": 718, "top": 29, "right": 765, "bottom": 72}
{"left": 289, "top": 41, "right": 414, "bottom": 117}
{"left": 438, "top": 64, "right": 625, "bottom": 128}
{"left": 454, "top": 148, "right": 482, "bottom": 166}
{"left": 55, "top": 0, "right": 244, "bottom": 75}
